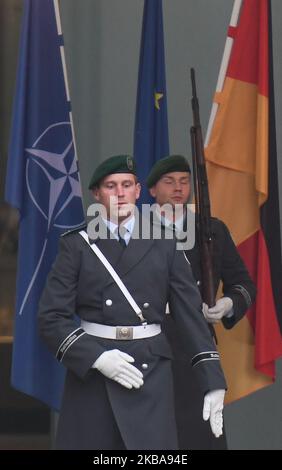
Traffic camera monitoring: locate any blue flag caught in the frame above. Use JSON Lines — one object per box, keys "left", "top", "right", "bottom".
{"left": 5, "top": 0, "right": 85, "bottom": 410}
{"left": 134, "top": 0, "right": 169, "bottom": 206}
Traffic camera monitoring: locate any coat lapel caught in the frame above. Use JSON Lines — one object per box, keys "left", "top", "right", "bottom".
{"left": 86, "top": 215, "right": 154, "bottom": 287}
{"left": 115, "top": 237, "right": 154, "bottom": 279}
{"left": 104, "top": 215, "right": 154, "bottom": 286}
{"left": 87, "top": 220, "right": 124, "bottom": 282}
{"left": 95, "top": 237, "right": 124, "bottom": 268}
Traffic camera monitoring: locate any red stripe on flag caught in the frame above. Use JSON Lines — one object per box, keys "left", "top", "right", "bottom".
{"left": 227, "top": 26, "right": 237, "bottom": 38}
{"left": 238, "top": 231, "right": 282, "bottom": 378}
{"left": 227, "top": 0, "right": 268, "bottom": 97}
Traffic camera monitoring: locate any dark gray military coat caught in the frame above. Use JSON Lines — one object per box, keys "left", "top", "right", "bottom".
{"left": 164, "top": 217, "right": 256, "bottom": 449}
{"left": 38, "top": 219, "right": 226, "bottom": 450}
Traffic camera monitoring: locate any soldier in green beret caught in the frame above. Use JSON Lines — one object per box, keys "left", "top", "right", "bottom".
{"left": 147, "top": 154, "right": 256, "bottom": 450}
{"left": 88, "top": 154, "right": 137, "bottom": 190}
{"left": 88, "top": 154, "right": 140, "bottom": 226}
{"left": 39, "top": 154, "right": 227, "bottom": 450}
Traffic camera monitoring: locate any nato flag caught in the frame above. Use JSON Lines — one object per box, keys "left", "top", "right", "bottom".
{"left": 134, "top": 0, "right": 170, "bottom": 206}
{"left": 5, "top": 0, "right": 85, "bottom": 409}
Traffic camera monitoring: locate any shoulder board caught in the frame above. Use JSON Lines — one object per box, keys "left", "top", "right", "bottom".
{"left": 210, "top": 217, "right": 223, "bottom": 232}
{"left": 61, "top": 223, "right": 87, "bottom": 237}
{"left": 210, "top": 216, "right": 220, "bottom": 223}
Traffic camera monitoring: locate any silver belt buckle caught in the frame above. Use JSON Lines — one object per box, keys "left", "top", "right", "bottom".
{"left": 116, "top": 326, "right": 134, "bottom": 340}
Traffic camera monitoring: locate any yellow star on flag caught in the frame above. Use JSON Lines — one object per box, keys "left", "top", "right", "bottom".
{"left": 154, "top": 91, "right": 164, "bottom": 110}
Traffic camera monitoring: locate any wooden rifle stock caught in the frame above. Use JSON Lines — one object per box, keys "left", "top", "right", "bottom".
{"left": 190, "top": 68, "right": 215, "bottom": 307}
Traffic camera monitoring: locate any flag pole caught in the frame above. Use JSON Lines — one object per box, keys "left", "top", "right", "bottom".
{"left": 205, "top": 0, "right": 243, "bottom": 147}
{"left": 51, "top": 0, "right": 71, "bottom": 445}
{"left": 53, "top": 0, "right": 80, "bottom": 177}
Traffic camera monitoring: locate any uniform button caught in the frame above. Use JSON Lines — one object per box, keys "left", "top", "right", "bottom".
{"left": 197, "top": 280, "right": 201, "bottom": 286}
{"left": 141, "top": 363, "right": 148, "bottom": 370}
{"left": 105, "top": 299, "right": 112, "bottom": 306}
{"left": 143, "top": 302, "right": 150, "bottom": 309}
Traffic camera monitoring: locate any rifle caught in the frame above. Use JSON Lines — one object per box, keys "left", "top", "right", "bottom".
{"left": 190, "top": 68, "right": 216, "bottom": 307}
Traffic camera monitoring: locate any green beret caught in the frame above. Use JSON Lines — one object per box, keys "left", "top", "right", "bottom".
{"left": 146, "top": 155, "right": 191, "bottom": 188}
{"left": 88, "top": 155, "right": 137, "bottom": 189}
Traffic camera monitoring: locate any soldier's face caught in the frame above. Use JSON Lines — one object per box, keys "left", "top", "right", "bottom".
{"left": 149, "top": 172, "right": 191, "bottom": 207}
{"left": 93, "top": 173, "right": 141, "bottom": 221}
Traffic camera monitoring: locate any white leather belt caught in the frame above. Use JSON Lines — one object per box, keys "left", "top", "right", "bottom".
{"left": 81, "top": 320, "right": 161, "bottom": 340}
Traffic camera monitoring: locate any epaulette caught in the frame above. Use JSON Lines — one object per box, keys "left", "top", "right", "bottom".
{"left": 61, "top": 223, "right": 87, "bottom": 237}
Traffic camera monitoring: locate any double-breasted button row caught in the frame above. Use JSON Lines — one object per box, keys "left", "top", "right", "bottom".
{"left": 105, "top": 299, "right": 150, "bottom": 308}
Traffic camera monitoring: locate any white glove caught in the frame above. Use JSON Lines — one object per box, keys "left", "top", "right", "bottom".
{"left": 203, "top": 389, "right": 225, "bottom": 438}
{"left": 93, "top": 349, "right": 144, "bottom": 390}
{"left": 202, "top": 297, "right": 233, "bottom": 323}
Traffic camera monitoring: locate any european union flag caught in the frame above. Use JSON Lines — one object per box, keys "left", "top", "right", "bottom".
{"left": 5, "top": 0, "right": 85, "bottom": 410}
{"left": 134, "top": 0, "right": 169, "bottom": 205}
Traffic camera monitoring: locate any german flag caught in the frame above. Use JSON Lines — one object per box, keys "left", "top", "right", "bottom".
{"left": 205, "top": 0, "right": 282, "bottom": 402}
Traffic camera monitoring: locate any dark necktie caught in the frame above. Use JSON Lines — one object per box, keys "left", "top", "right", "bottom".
{"left": 116, "top": 227, "right": 127, "bottom": 248}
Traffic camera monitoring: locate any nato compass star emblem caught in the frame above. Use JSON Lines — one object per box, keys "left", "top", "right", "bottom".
{"left": 25, "top": 122, "right": 84, "bottom": 230}
{"left": 19, "top": 122, "right": 84, "bottom": 316}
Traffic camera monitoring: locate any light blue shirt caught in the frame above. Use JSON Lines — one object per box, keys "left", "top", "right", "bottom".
{"left": 102, "top": 216, "right": 135, "bottom": 246}
{"left": 159, "top": 213, "right": 185, "bottom": 232}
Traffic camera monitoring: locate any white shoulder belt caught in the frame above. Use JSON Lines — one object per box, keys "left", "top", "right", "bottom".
{"left": 79, "top": 230, "right": 147, "bottom": 324}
